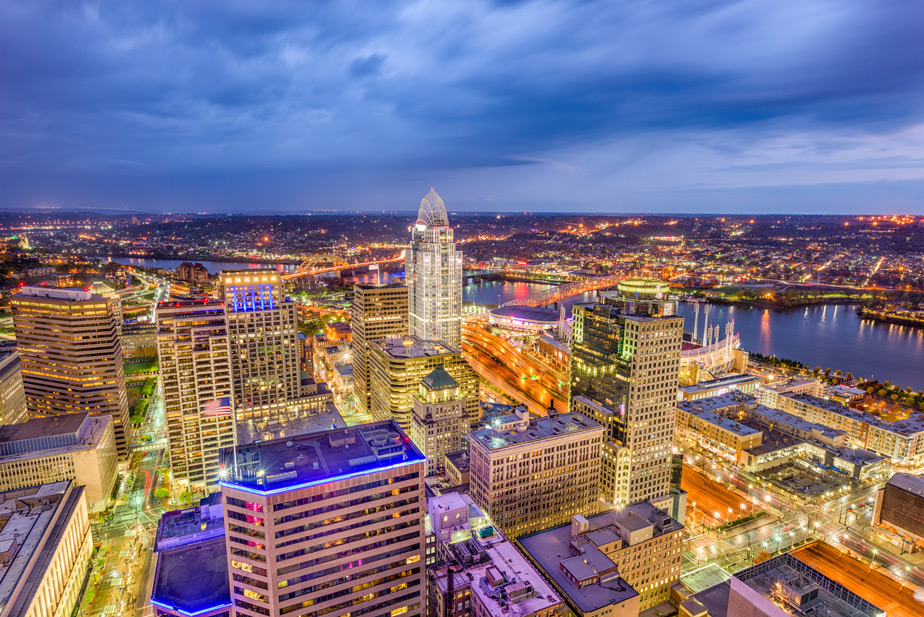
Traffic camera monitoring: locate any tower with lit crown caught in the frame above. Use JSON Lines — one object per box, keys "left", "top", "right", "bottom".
{"left": 407, "top": 188, "right": 462, "bottom": 349}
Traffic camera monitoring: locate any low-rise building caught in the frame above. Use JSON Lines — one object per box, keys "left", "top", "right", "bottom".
{"left": 519, "top": 502, "right": 684, "bottom": 614}
{"left": 427, "top": 492, "right": 566, "bottom": 617}
{"left": 872, "top": 473, "right": 924, "bottom": 552}
{"left": 756, "top": 378, "right": 823, "bottom": 409}
{"left": 0, "top": 413, "right": 118, "bottom": 511}
{"left": 444, "top": 450, "right": 471, "bottom": 487}
{"left": 678, "top": 374, "right": 761, "bottom": 401}
{"left": 469, "top": 410, "right": 603, "bottom": 538}
{"left": 0, "top": 481, "right": 92, "bottom": 617}
{"left": 120, "top": 322, "right": 157, "bottom": 360}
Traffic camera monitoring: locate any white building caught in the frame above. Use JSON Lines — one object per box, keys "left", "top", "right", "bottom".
{"left": 409, "top": 366, "right": 468, "bottom": 476}
{"left": 406, "top": 189, "right": 462, "bottom": 349}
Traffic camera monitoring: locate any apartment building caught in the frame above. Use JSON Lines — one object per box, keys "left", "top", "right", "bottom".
{"left": 156, "top": 302, "right": 236, "bottom": 488}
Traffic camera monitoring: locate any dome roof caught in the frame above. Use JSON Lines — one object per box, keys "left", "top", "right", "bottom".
{"left": 416, "top": 188, "right": 449, "bottom": 228}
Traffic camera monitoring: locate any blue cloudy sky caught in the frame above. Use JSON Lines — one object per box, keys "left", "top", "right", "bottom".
{"left": 2, "top": 0, "right": 923, "bottom": 214}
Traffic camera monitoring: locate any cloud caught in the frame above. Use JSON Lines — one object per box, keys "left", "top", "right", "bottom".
{"left": 0, "top": 0, "right": 922, "bottom": 212}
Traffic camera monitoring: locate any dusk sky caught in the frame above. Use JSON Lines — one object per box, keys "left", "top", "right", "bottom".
{"left": 2, "top": 1, "right": 923, "bottom": 214}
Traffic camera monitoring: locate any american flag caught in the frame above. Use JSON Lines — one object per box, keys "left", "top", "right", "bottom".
{"left": 202, "top": 397, "right": 232, "bottom": 417}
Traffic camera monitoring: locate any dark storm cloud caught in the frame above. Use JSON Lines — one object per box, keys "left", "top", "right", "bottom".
{"left": 1, "top": 0, "right": 923, "bottom": 212}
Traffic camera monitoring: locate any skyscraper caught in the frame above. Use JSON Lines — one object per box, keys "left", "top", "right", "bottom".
{"left": 219, "top": 270, "right": 301, "bottom": 419}
{"left": 368, "top": 335, "right": 479, "bottom": 430}
{"left": 570, "top": 279, "right": 683, "bottom": 507}
{"left": 156, "top": 301, "right": 235, "bottom": 488}
{"left": 409, "top": 365, "right": 468, "bottom": 475}
{"left": 219, "top": 420, "right": 427, "bottom": 617}
{"left": 12, "top": 287, "right": 130, "bottom": 456}
{"left": 351, "top": 283, "right": 409, "bottom": 416}
{"left": 407, "top": 188, "right": 462, "bottom": 349}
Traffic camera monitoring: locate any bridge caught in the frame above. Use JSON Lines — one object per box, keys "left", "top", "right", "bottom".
{"left": 502, "top": 273, "right": 623, "bottom": 307}
{"left": 283, "top": 251, "right": 405, "bottom": 280}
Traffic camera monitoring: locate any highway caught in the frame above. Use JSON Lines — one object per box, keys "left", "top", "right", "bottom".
{"left": 794, "top": 542, "right": 924, "bottom": 617}
{"left": 461, "top": 322, "right": 568, "bottom": 414}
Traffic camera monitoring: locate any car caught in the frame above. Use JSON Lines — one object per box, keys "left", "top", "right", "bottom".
{"left": 847, "top": 507, "right": 854, "bottom": 512}
{"left": 859, "top": 502, "right": 867, "bottom": 508}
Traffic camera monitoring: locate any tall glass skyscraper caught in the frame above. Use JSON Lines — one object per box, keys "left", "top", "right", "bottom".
{"left": 407, "top": 188, "right": 462, "bottom": 349}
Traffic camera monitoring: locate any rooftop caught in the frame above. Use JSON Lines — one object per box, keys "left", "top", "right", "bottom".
{"left": 679, "top": 374, "right": 761, "bottom": 394}
{"left": 16, "top": 286, "right": 94, "bottom": 301}
{"left": 235, "top": 406, "right": 345, "bottom": 446}
{"left": 681, "top": 408, "right": 760, "bottom": 437}
{"left": 0, "top": 482, "right": 78, "bottom": 616}
{"left": 750, "top": 405, "right": 845, "bottom": 440}
{"left": 786, "top": 393, "right": 924, "bottom": 435}
{"left": 421, "top": 365, "right": 458, "bottom": 391}
{"left": 220, "top": 419, "right": 424, "bottom": 495}
{"left": 151, "top": 538, "right": 230, "bottom": 617}
{"left": 886, "top": 472, "right": 924, "bottom": 499}
{"left": 373, "top": 335, "right": 459, "bottom": 359}
{"left": 0, "top": 413, "right": 111, "bottom": 461}
{"left": 519, "top": 504, "right": 681, "bottom": 614}
{"left": 678, "top": 390, "right": 756, "bottom": 414}
{"left": 470, "top": 412, "right": 602, "bottom": 451}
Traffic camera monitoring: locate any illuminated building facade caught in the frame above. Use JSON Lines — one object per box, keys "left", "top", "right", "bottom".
{"left": 570, "top": 279, "right": 683, "bottom": 507}
{"left": 12, "top": 286, "right": 130, "bottom": 457}
{"left": 409, "top": 365, "right": 468, "bottom": 476}
{"left": 219, "top": 271, "right": 301, "bottom": 419}
{"left": 0, "top": 347, "right": 27, "bottom": 426}
{"left": 468, "top": 409, "right": 603, "bottom": 538}
{"left": 407, "top": 189, "right": 463, "bottom": 349}
{"left": 219, "top": 420, "right": 426, "bottom": 617}
{"left": 156, "top": 302, "right": 236, "bottom": 488}
{"left": 369, "top": 336, "right": 479, "bottom": 430}
{"left": 351, "top": 283, "right": 409, "bottom": 416}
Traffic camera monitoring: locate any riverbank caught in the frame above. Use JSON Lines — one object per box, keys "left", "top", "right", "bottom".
{"left": 858, "top": 307, "right": 924, "bottom": 329}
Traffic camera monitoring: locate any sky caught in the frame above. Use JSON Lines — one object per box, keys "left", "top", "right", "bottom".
{"left": 2, "top": 0, "right": 924, "bottom": 215}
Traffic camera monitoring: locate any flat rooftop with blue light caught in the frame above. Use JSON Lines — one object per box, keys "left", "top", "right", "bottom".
{"left": 219, "top": 419, "right": 424, "bottom": 495}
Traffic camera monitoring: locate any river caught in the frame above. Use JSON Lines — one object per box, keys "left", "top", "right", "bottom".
{"left": 672, "top": 303, "right": 924, "bottom": 391}
{"left": 103, "top": 256, "right": 924, "bottom": 389}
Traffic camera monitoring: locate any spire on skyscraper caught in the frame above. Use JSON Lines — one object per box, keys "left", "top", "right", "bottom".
{"left": 416, "top": 188, "right": 449, "bottom": 228}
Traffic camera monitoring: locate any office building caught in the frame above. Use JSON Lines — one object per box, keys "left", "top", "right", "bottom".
{"left": 12, "top": 286, "right": 130, "bottom": 456}
{"left": 120, "top": 322, "right": 157, "bottom": 361}
{"left": 410, "top": 365, "right": 468, "bottom": 476}
{"left": 0, "top": 347, "right": 27, "bottom": 426}
{"left": 519, "top": 503, "right": 684, "bottom": 614}
{"left": 468, "top": 409, "right": 603, "bottom": 538}
{"left": 369, "top": 336, "right": 479, "bottom": 429}
{"left": 156, "top": 302, "right": 236, "bottom": 488}
{"left": 219, "top": 270, "right": 302, "bottom": 419}
{"left": 351, "top": 283, "right": 409, "bottom": 416}
{"left": 407, "top": 189, "right": 463, "bottom": 348}
{"left": 570, "top": 279, "right": 683, "bottom": 507}
{"left": 219, "top": 420, "right": 427, "bottom": 617}
{"left": 0, "top": 481, "right": 92, "bottom": 617}
{"left": 427, "top": 492, "right": 565, "bottom": 617}
{"left": 0, "top": 413, "right": 118, "bottom": 511}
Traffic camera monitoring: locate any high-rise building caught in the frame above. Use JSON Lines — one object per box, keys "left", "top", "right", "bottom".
{"left": 410, "top": 365, "right": 468, "bottom": 476}
{"left": 219, "top": 420, "right": 427, "bottom": 617}
{"left": 156, "top": 302, "right": 236, "bottom": 488}
{"left": 369, "top": 335, "right": 479, "bottom": 430}
{"left": 12, "top": 286, "right": 130, "bottom": 456}
{"left": 0, "top": 345, "right": 27, "bottom": 425}
{"left": 351, "top": 283, "right": 409, "bottom": 416}
{"left": 219, "top": 270, "right": 302, "bottom": 419}
{"left": 0, "top": 481, "right": 93, "bottom": 617}
{"left": 570, "top": 279, "right": 683, "bottom": 507}
{"left": 468, "top": 409, "right": 603, "bottom": 538}
{"left": 407, "top": 189, "right": 462, "bottom": 349}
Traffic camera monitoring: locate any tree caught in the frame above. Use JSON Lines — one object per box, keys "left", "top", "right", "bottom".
{"left": 845, "top": 372, "right": 853, "bottom": 381}
{"left": 891, "top": 394, "right": 899, "bottom": 401}
{"left": 179, "top": 490, "right": 194, "bottom": 506}
{"left": 834, "top": 369, "right": 842, "bottom": 376}
{"left": 867, "top": 387, "right": 875, "bottom": 395}
{"left": 884, "top": 380, "right": 893, "bottom": 389}
{"left": 154, "top": 488, "right": 169, "bottom": 501}
{"left": 879, "top": 389, "right": 887, "bottom": 397}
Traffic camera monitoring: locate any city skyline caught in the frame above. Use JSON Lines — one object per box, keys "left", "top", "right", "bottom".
{"left": 2, "top": 2, "right": 923, "bottom": 214}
